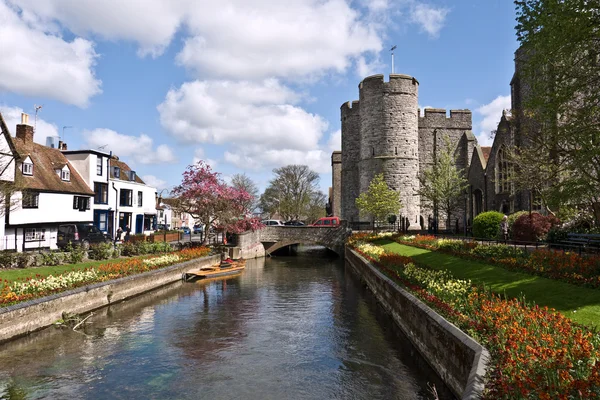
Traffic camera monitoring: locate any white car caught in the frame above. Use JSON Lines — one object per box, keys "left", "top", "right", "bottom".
{"left": 262, "top": 219, "right": 285, "bottom": 226}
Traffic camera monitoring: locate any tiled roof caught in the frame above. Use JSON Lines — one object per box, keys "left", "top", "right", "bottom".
{"left": 481, "top": 146, "right": 492, "bottom": 162}
{"left": 109, "top": 158, "right": 146, "bottom": 184}
{"left": 13, "top": 138, "right": 94, "bottom": 195}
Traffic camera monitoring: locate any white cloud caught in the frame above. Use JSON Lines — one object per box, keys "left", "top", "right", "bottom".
{"left": 224, "top": 145, "right": 333, "bottom": 174}
{"left": 191, "top": 148, "right": 218, "bottom": 170}
{"left": 327, "top": 130, "right": 341, "bottom": 152}
{"left": 0, "top": 2, "right": 101, "bottom": 107}
{"left": 8, "top": 0, "right": 183, "bottom": 57}
{"left": 11, "top": 0, "right": 383, "bottom": 80}
{"left": 0, "top": 105, "right": 59, "bottom": 145}
{"left": 177, "top": 0, "right": 383, "bottom": 80}
{"left": 410, "top": 3, "right": 449, "bottom": 38}
{"left": 158, "top": 79, "right": 332, "bottom": 172}
{"left": 141, "top": 175, "right": 167, "bottom": 190}
{"left": 158, "top": 80, "right": 328, "bottom": 151}
{"left": 84, "top": 128, "right": 177, "bottom": 165}
{"left": 476, "top": 95, "right": 511, "bottom": 146}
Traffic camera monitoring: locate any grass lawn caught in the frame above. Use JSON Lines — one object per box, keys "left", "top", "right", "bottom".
{"left": 0, "top": 258, "right": 124, "bottom": 284}
{"left": 376, "top": 239, "right": 600, "bottom": 328}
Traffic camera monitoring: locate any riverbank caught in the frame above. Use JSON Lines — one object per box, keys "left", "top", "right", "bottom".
{"left": 349, "top": 233, "right": 600, "bottom": 398}
{"left": 0, "top": 253, "right": 220, "bottom": 344}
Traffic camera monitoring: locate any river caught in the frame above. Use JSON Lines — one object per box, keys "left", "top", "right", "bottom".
{"left": 0, "top": 247, "right": 454, "bottom": 399}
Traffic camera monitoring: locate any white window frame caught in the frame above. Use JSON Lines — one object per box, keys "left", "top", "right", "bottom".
{"left": 61, "top": 169, "right": 70, "bottom": 181}
{"left": 25, "top": 228, "right": 45, "bottom": 242}
{"left": 22, "top": 162, "right": 33, "bottom": 176}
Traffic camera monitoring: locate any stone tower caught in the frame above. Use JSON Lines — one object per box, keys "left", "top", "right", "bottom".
{"left": 343, "top": 74, "right": 421, "bottom": 226}
{"left": 340, "top": 100, "right": 360, "bottom": 222}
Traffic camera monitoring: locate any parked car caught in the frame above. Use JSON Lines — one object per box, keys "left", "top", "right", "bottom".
{"left": 155, "top": 223, "right": 169, "bottom": 231}
{"left": 284, "top": 220, "right": 305, "bottom": 226}
{"left": 180, "top": 226, "right": 191, "bottom": 235}
{"left": 262, "top": 220, "right": 285, "bottom": 226}
{"left": 193, "top": 225, "right": 204, "bottom": 234}
{"left": 57, "top": 223, "right": 111, "bottom": 249}
{"left": 311, "top": 217, "right": 341, "bottom": 227}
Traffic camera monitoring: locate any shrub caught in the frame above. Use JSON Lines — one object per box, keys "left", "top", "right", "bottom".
{"left": 40, "top": 251, "right": 64, "bottom": 266}
{"left": 546, "top": 226, "right": 569, "bottom": 244}
{"left": 471, "top": 243, "right": 526, "bottom": 260}
{"left": 88, "top": 242, "right": 114, "bottom": 260}
{"left": 436, "top": 238, "right": 466, "bottom": 252}
{"left": 512, "top": 212, "right": 560, "bottom": 242}
{"left": 507, "top": 211, "right": 528, "bottom": 232}
{"left": 120, "top": 242, "right": 136, "bottom": 257}
{"left": 65, "top": 243, "right": 86, "bottom": 264}
{"left": 472, "top": 211, "right": 505, "bottom": 239}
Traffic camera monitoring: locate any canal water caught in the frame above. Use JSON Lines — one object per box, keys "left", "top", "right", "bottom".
{"left": 0, "top": 247, "right": 454, "bottom": 400}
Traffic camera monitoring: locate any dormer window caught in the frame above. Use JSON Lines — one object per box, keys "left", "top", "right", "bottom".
{"left": 22, "top": 159, "right": 33, "bottom": 176}
{"left": 114, "top": 166, "right": 120, "bottom": 179}
{"left": 129, "top": 171, "right": 136, "bottom": 181}
{"left": 61, "top": 169, "right": 70, "bottom": 181}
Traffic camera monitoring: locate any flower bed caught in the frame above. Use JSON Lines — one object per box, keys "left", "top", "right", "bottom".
{"left": 348, "top": 234, "right": 600, "bottom": 398}
{"left": 0, "top": 247, "right": 211, "bottom": 307}
{"left": 395, "top": 234, "right": 600, "bottom": 289}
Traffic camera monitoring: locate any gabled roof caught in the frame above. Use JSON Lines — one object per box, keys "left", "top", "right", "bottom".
{"left": 0, "top": 113, "right": 19, "bottom": 158}
{"left": 13, "top": 138, "right": 94, "bottom": 195}
{"left": 109, "top": 157, "right": 146, "bottom": 184}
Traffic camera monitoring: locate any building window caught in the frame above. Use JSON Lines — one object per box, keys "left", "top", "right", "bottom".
{"left": 130, "top": 171, "right": 136, "bottom": 181}
{"left": 120, "top": 189, "right": 133, "bottom": 206}
{"left": 94, "top": 210, "right": 108, "bottom": 232}
{"left": 61, "top": 169, "right": 70, "bottom": 181}
{"left": 22, "top": 162, "right": 33, "bottom": 176}
{"left": 137, "top": 191, "right": 143, "bottom": 207}
{"left": 97, "top": 157, "right": 103, "bottom": 175}
{"left": 73, "top": 196, "right": 91, "bottom": 211}
{"left": 22, "top": 192, "right": 39, "bottom": 208}
{"left": 25, "top": 228, "right": 45, "bottom": 242}
{"left": 114, "top": 166, "right": 120, "bottom": 179}
{"left": 94, "top": 182, "right": 108, "bottom": 204}
{"left": 496, "top": 146, "right": 511, "bottom": 194}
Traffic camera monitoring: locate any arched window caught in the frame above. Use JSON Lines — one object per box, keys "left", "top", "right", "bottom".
{"left": 496, "top": 146, "right": 511, "bottom": 193}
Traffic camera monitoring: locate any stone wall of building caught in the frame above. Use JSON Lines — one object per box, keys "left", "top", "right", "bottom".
{"left": 341, "top": 101, "right": 360, "bottom": 222}
{"left": 331, "top": 151, "right": 342, "bottom": 217}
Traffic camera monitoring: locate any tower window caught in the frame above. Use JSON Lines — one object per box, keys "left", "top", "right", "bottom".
{"left": 372, "top": 147, "right": 375, "bottom": 156}
{"left": 395, "top": 147, "right": 397, "bottom": 155}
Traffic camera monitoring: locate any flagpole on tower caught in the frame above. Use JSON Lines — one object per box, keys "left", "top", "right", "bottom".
{"left": 390, "top": 45, "right": 397, "bottom": 74}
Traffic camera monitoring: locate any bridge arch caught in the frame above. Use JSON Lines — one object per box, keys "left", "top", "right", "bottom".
{"left": 257, "top": 223, "right": 351, "bottom": 257}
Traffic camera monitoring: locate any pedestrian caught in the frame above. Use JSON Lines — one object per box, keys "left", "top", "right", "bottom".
{"left": 115, "top": 226, "right": 123, "bottom": 243}
{"left": 124, "top": 225, "right": 131, "bottom": 242}
{"left": 500, "top": 215, "right": 509, "bottom": 241}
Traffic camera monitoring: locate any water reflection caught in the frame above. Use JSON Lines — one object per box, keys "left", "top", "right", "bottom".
{"left": 0, "top": 248, "right": 454, "bottom": 399}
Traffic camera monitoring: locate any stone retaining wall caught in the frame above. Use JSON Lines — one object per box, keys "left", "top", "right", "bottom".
{"left": 0, "top": 254, "right": 221, "bottom": 344}
{"left": 345, "top": 248, "right": 488, "bottom": 399}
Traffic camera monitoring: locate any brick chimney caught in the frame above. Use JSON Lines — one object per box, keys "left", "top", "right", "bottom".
{"left": 16, "top": 113, "right": 34, "bottom": 144}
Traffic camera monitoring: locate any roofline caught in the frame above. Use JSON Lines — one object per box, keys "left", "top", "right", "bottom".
{"left": 6, "top": 220, "right": 94, "bottom": 228}
{"left": 21, "top": 188, "right": 95, "bottom": 196}
{"left": 62, "top": 149, "right": 111, "bottom": 157}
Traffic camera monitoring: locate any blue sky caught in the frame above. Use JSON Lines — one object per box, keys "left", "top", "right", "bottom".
{"left": 0, "top": 0, "right": 517, "bottom": 195}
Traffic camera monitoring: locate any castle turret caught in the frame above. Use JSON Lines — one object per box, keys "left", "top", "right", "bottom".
{"left": 357, "top": 74, "right": 420, "bottom": 226}
{"left": 340, "top": 100, "right": 360, "bottom": 222}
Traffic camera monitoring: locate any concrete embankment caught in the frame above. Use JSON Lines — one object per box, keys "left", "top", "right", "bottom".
{"left": 0, "top": 255, "right": 220, "bottom": 344}
{"left": 345, "top": 247, "right": 488, "bottom": 400}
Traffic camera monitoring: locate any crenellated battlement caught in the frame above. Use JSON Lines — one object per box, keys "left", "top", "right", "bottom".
{"left": 341, "top": 100, "right": 360, "bottom": 119}
{"left": 418, "top": 108, "right": 472, "bottom": 129}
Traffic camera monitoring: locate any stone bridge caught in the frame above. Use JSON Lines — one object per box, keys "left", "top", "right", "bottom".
{"left": 235, "top": 221, "right": 352, "bottom": 258}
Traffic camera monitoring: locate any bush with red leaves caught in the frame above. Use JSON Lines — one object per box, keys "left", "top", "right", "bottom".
{"left": 512, "top": 212, "right": 560, "bottom": 242}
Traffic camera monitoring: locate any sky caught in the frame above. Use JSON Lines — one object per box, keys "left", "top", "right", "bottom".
{"left": 0, "top": 0, "right": 517, "bottom": 195}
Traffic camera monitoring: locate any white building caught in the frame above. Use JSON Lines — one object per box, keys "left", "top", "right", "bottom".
{"left": 63, "top": 150, "right": 157, "bottom": 237}
{"left": 1, "top": 114, "right": 95, "bottom": 251}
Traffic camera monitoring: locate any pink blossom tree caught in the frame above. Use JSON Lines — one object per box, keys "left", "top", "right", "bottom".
{"left": 171, "top": 161, "right": 262, "bottom": 244}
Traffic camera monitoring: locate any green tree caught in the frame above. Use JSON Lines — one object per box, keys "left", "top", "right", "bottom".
{"left": 231, "top": 173, "right": 259, "bottom": 212}
{"left": 355, "top": 174, "right": 402, "bottom": 226}
{"left": 418, "top": 136, "right": 469, "bottom": 231}
{"left": 259, "top": 165, "right": 324, "bottom": 221}
{"left": 514, "top": 0, "right": 600, "bottom": 225}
